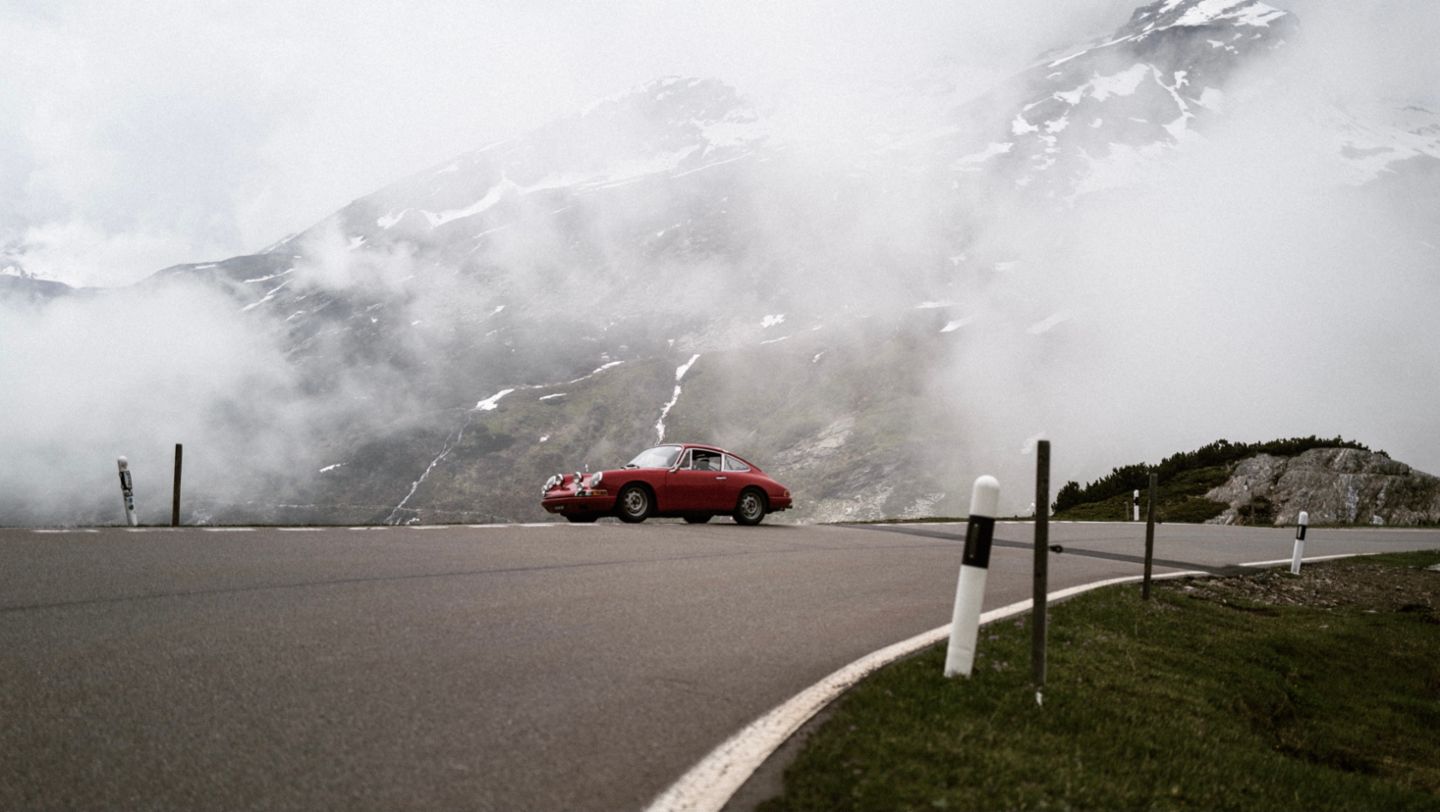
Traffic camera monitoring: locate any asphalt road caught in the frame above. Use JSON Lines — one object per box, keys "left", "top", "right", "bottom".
{"left": 2, "top": 520, "right": 1436, "bottom": 810}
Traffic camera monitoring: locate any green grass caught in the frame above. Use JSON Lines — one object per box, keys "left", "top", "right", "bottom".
{"left": 760, "top": 552, "right": 1440, "bottom": 811}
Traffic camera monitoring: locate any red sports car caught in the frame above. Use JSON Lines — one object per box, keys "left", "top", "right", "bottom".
{"left": 540, "top": 443, "right": 792, "bottom": 525}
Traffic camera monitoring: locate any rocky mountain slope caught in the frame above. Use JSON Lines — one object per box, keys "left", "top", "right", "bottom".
{"left": 4, "top": 0, "right": 1439, "bottom": 525}
{"left": 1207, "top": 448, "right": 1440, "bottom": 526}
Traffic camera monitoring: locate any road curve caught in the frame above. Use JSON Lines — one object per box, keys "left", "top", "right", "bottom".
{"left": 1, "top": 521, "right": 1435, "bottom": 810}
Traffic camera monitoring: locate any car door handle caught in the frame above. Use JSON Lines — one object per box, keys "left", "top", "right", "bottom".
{"left": 714, "top": 476, "right": 727, "bottom": 481}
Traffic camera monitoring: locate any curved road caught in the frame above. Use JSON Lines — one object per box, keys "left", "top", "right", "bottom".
{"left": 2, "top": 521, "right": 1436, "bottom": 810}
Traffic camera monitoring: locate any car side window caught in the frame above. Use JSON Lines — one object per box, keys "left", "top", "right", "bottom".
{"left": 723, "top": 454, "right": 750, "bottom": 472}
{"left": 690, "top": 449, "right": 722, "bottom": 471}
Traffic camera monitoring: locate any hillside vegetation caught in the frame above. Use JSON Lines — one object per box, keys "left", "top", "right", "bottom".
{"left": 1053, "top": 437, "right": 1373, "bottom": 523}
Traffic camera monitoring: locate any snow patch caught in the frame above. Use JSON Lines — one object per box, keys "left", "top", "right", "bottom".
{"left": 377, "top": 209, "right": 409, "bottom": 229}
{"left": 1196, "top": 87, "right": 1225, "bottom": 110}
{"left": 940, "top": 319, "right": 971, "bottom": 333}
{"left": 1173, "top": 0, "right": 1286, "bottom": 27}
{"left": 955, "top": 142, "right": 1013, "bottom": 170}
{"left": 319, "top": 463, "right": 346, "bottom": 473}
{"left": 386, "top": 427, "right": 467, "bottom": 524}
{"left": 655, "top": 354, "right": 701, "bottom": 443}
{"left": 474, "top": 388, "right": 516, "bottom": 411}
{"left": 1090, "top": 63, "right": 1152, "bottom": 101}
{"left": 674, "top": 354, "right": 701, "bottom": 381}
{"left": 241, "top": 280, "right": 289, "bottom": 312}
{"left": 241, "top": 269, "right": 293, "bottom": 284}
{"left": 424, "top": 178, "right": 517, "bottom": 228}
{"left": 761, "top": 314, "right": 786, "bottom": 328}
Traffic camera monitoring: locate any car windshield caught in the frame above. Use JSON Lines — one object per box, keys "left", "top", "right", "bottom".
{"left": 625, "top": 445, "right": 682, "bottom": 469}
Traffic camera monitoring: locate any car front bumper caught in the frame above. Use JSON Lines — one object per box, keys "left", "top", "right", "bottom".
{"left": 541, "top": 492, "right": 615, "bottom": 517}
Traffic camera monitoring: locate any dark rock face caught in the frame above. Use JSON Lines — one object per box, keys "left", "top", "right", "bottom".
{"left": 1207, "top": 448, "right": 1440, "bottom": 526}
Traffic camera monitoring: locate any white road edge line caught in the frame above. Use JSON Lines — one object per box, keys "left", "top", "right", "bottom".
{"left": 645, "top": 553, "right": 1371, "bottom": 812}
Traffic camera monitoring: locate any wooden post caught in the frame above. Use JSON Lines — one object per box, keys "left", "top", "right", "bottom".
{"left": 172, "top": 443, "right": 183, "bottom": 527}
{"left": 1142, "top": 472, "right": 1156, "bottom": 599}
{"left": 1033, "top": 441, "right": 1050, "bottom": 698}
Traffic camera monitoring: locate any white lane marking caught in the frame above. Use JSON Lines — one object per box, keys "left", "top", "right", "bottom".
{"left": 32, "top": 529, "right": 100, "bottom": 534}
{"left": 277, "top": 527, "right": 328, "bottom": 532}
{"left": 463, "top": 522, "right": 590, "bottom": 529}
{"left": 201, "top": 528, "right": 255, "bottom": 533}
{"left": 646, "top": 551, "right": 1392, "bottom": 812}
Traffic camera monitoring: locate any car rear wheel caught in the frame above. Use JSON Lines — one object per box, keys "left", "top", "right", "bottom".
{"left": 683, "top": 515, "right": 711, "bottom": 524}
{"left": 733, "top": 489, "right": 767, "bottom": 526}
{"left": 616, "top": 485, "right": 651, "bottom": 523}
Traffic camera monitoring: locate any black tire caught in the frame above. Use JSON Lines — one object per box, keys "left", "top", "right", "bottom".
{"left": 566, "top": 515, "right": 598, "bottom": 523}
{"left": 683, "top": 515, "right": 711, "bottom": 524}
{"left": 733, "top": 489, "right": 767, "bottom": 526}
{"left": 616, "top": 484, "right": 651, "bottom": 523}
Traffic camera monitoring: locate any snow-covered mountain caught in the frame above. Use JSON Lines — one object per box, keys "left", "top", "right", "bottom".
{"left": 5, "top": 0, "right": 1438, "bottom": 526}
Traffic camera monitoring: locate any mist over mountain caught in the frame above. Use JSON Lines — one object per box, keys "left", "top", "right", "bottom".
{"left": 3, "top": 0, "right": 1438, "bottom": 525}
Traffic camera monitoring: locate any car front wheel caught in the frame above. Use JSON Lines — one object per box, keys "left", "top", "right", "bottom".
{"left": 733, "top": 489, "right": 767, "bottom": 526}
{"left": 616, "top": 485, "right": 651, "bottom": 523}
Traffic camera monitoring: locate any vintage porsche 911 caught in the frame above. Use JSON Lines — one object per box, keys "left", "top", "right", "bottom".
{"left": 540, "top": 443, "right": 792, "bottom": 525}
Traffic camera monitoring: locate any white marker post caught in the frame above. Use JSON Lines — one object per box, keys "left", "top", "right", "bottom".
{"left": 1289, "top": 510, "right": 1309, "bottom": 575}
{"left": 1132, "top": 489, "right": 1140, "bottom": 522}
{"left": 117, "top": 456, "right": 138, "bottom": 527}
{"left": 945, "top": 475, "right": 1000, "bottom": 678}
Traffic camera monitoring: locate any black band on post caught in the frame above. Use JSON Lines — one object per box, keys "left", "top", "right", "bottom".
{"left": 962, "top": 515, "right": 996, "bottom": 569}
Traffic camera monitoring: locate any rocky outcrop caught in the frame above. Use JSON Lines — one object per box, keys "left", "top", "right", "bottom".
{"left": 1206, "top": 448, "right": 1440, "bottom": 526}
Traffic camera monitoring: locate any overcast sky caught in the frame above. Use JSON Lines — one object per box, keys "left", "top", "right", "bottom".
{"left": 4, "top": 1, "right": 1435, "bottom": 287}
{"left": 0, "top": 0, "right": 1149, "bottom": 287}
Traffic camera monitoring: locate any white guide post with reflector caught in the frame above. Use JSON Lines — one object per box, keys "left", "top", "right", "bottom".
{"left": 1290, "top": 510, "right": 1309, "bottom": 575}
{"left": 944, "top": 475, "right": 1000, "bottom": 678}
{"left": 117, "top": 456, "right": 138, "bottom": 527}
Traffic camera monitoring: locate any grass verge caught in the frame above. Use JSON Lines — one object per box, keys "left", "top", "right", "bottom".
{"left": 759, "top": 551, "right": 1440, "bottom": 811}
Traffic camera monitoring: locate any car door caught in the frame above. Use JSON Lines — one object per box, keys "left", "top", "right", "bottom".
{"left": 710, "top": 453, "right": 749, "bottom": 509}
{"left": 665, "top": 448, "right": 725, "bottom": 512}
